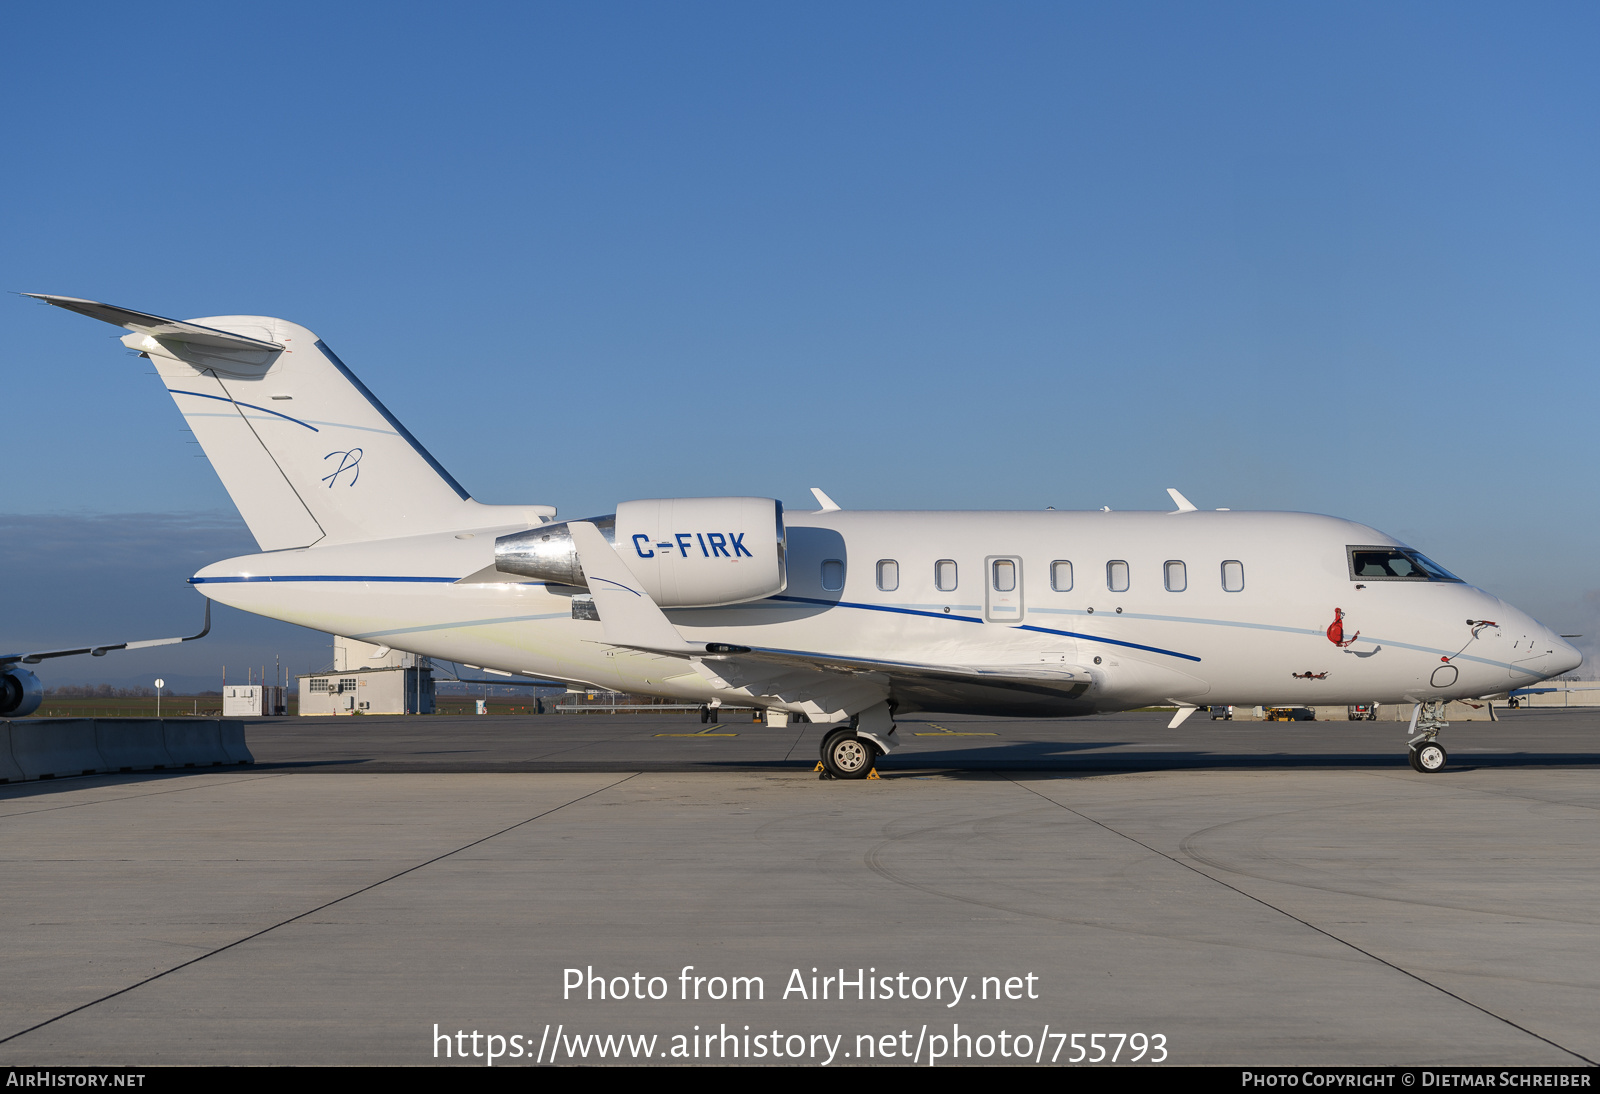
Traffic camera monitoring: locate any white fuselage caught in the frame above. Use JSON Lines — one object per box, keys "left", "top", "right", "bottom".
{"left": 192, "top": 508, "right": 1579, "bottom": 717}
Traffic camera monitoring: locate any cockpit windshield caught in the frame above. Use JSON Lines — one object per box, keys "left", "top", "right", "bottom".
{"left": 1348, "top": 546, "right": 1463, "bottom": 583}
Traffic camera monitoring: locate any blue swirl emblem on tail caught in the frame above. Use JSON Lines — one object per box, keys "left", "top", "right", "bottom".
{"left": 322, "top": 448, "right": 363, "bottom": 487}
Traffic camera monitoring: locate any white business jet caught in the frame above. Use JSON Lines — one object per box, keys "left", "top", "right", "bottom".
{"left": 27, "top": 294, "right": 1581, "bottom": 777}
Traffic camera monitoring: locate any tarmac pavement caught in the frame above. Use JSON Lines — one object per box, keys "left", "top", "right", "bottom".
{"left": 1, "top": 708, "right": 1595, "bottom": 1066}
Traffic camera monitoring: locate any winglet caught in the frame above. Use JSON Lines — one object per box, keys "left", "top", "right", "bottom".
{"left": 1166, "top": 488, "right": 1198, "bottom": 513}
{"left": 810, "top": 488, "right": 841, "bottom": 512}
{"left": 567, "top": 521, "right": 697, "bottom": 654}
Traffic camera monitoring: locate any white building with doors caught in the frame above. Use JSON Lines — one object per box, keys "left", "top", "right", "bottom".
{"left": 297, "top": 636, "right": 435, "bottom": 715}
{"left": 222, "top": 685, "right": 287, "bottom": 716}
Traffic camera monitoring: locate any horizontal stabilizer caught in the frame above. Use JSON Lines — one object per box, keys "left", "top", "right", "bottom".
{"left": 24, "top": 294, "right": 283, "bottom": 351}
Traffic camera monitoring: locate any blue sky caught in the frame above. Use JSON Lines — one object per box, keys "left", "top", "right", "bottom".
{"left": 4, "top": 2, "right": 1598, "bottom": 685}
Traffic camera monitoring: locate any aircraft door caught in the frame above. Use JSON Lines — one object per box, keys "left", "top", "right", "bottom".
{"left": 985, "top": 555, "right": 1024, "bottom": 624}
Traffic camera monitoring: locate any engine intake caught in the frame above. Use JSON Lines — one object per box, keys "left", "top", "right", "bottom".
{"left": 496, "top": 497, "right": 786, "bottom": 608}
{"left": 0, "top": 668, "right": 43, "bottom": 717}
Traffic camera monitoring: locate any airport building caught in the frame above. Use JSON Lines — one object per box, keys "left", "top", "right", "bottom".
{"left": 296, "top": 637, "right": 435, "bottom": 716}
{"left": 222, "top": 685, "right": 287, "bottom": 717}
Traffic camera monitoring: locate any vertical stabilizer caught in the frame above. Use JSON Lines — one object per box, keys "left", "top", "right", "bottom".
{"left": 30, "top": 296, "right": 504, "bottom": 549}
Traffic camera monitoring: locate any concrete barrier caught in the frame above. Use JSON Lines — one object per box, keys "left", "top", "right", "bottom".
{"left": 9, "top": 718, "right": 108, "bottom": 780}
{"left": 0, "top": 722, "right": 27, "bottom": 783}
{"left": 1508, "top": 686, "right": 1600, "bottom": 708}
{"left": 0, "top": 718, "right": 253, "bottom": 782}
{"left": 162, "top": 719, "right": 228, "bottom": 767}
{"left": 95, "top": 718, "right": 176, "bottom": 772}
{"left": 217, "top": 719, "right": 254, "bottom": 765}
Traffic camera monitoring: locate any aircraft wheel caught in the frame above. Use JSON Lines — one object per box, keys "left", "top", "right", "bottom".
{"left": 819, "top": 726, "right": 848, "bottom": 762}
{"left": 1414, "top": 742, "right": 1448, "bottom": 772}
{"left": 821, "top": 731, "right": 876, "bottom": 780}
{"left": 700, "top": 706, "right": 710, "bottom": 723}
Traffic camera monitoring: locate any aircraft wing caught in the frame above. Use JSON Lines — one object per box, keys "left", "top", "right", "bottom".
{"left": 0, "top": 602, "right": 211, "bottom": 666}
{"left": 712, "top": 646, "right": 1093, "bottom": 695}
{"left": 691, "top": 646, "right": 1095, "bottom": 721}
{"left": 564, "top": 521, "right": 1094, "bottom": 719}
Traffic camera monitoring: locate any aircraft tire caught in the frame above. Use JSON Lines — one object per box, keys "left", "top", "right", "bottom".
{"left": 819, "top": 726, "right": 850, "bottom": 768}
{"left": 1414, "top": 742, "right": 1448, "bottom": 773}
{"left": 700, "top": 706, "right": 710, "bottom": 723}
{"left": 821, "top": 731, "right": 876, "bottom": 780}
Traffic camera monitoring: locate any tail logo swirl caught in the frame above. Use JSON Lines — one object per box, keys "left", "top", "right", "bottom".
{"left": 321, "top": 448, "right": 363, "bottom": 487}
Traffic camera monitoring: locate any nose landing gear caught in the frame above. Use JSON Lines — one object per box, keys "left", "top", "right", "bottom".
{"left": 1410, "top": 741, "right": 1448, "bottom": 772}
{"left": 1406, "top": 700, "right": 1450, "bottom": 773}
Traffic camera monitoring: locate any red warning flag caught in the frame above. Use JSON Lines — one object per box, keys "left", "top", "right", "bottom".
{"left": 1327, "top": 608, "right": 1359, "bottom": 648}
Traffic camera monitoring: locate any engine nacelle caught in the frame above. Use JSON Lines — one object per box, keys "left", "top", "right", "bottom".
{"left": 495, "top": 497, "right": 786, "bottom": 608}
{"left": 0, "top": 668, "right": 43, "bottom": 717}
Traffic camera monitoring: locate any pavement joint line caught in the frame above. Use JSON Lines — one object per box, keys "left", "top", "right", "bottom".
{"left": 0, "top": 770, "right": 291, "bottom": 820}
{"left": 914, "top": 723, "right": 998, "bottom": 737}
{"left": 1360, "top": 767, "right": 1600, "bottom": 815}
{"left": 653, "top": 724, "right": 738, "bottom": 737}
{"left": 855, "top": 805, "right": 1355, "bottom": 955}
{"left": 780, "top": 724, "right": 811, "bottom": 763}
{"left": 509, "top": 727, "right": 652, "bottom": 763}
{"left": 1004, "top": 774, "right": 1598, "bottom": 1067}
{"left": 0, "top": 770, "right": 643, "bottom": 1048}
{"left": 1162, "top": 796, "right": 1600, "bottom": 930}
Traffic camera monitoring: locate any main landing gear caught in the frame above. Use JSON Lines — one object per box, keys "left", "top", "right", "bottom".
{"left": 818, "top": 725, "right": 878, "bottom": 780}
{"left": 1407, "top": 700, "right": 1449, "bottom": 773}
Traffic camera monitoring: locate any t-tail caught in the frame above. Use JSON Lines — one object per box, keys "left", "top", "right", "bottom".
{"left": 27, "top": 295, "right": 552, "bottom": 549}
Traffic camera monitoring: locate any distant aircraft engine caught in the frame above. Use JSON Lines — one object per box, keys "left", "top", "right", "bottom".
{"left": 496, "top": 497, "right": 787, "bottom": 607}
{"left": 0, "top": 668, "right": 43, "bottom": 717}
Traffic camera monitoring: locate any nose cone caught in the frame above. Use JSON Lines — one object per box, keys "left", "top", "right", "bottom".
{"left": 1548, "top": 632, "right": 1584, "bottom": 678}
{"left": 1514, "top": 626, "right": 1584, "bottom": 683}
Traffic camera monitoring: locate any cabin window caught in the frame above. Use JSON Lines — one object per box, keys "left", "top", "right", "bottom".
{"left": 1106, "top": 560, "right": 1129, "bottom": 593}
{"left": 935, "top": 559, "right": 958, "bottom": 592}
{"left": 1222, "top": 560, "right": 1244, "bottom": 592}
{"left": 1164, "top": 560, "right": 1187, "bottom": 592}
{"left": 876, "top": 559, "right": 899, "bottom": 592}
{"left": 992, "top": 559, "right": 1016, "bottom": 592}
{"left": 821, "top": 559, "right": 844, "bottom": 591}
{"left": 1347, "top": 546, "right": 1463, "bottom": 582}
{"left": 1050, "top": 560, "right": 1073, "bottom": 592}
